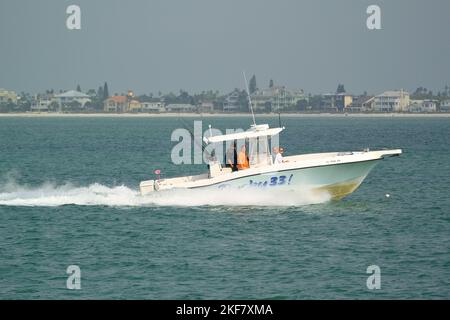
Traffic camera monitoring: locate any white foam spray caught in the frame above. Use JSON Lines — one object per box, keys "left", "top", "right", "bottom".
{"left": 0, "top": 179, "right": 331, "bottom": 207}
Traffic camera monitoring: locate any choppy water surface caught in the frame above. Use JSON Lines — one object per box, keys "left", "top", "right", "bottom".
{"left": 0, "top": 116, "right": 449, "bottom": 299}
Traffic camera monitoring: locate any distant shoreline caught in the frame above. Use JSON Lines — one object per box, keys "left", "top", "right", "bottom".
{"left": 0, "top": 112, "right": 450, "bottom": 118}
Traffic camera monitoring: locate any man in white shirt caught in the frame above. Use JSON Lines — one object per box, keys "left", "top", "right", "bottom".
{"left": 273, "top": 147, "right": 286, "bottom": 164}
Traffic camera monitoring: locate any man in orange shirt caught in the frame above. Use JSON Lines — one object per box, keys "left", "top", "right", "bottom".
{"left": 237, "top": 145, "right": 250, "bottom": 170}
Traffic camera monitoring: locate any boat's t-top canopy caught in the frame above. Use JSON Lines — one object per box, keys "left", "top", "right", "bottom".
{"left": 204, "top": 124, "right": 284, "bottom": 170}
{"left": 204, "top": 124, "right": 284, "bottom": 144}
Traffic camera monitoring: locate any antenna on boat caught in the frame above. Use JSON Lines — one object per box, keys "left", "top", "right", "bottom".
{"left": 278, "top": 110, "right": 282, "bottom": 128}
{"left": 277, "top": 87, "right": 283, "bottom": 128}
{"left": 243, "top": 71, "right": 257, "bottom": 127}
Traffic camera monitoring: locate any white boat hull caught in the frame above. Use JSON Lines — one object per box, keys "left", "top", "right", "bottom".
{"left": 208, "top": 159, "right": 378, "bottom": 200}
{"left": 140, "top": 149, "right": 401, "bottom": 200}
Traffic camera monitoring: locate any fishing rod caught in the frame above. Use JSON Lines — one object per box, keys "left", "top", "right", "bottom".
{"left": 243, "top": 71, "right": 257, "bottom": 127}
{"left": 278, "top": 87, "right": 283, "bottom": 128}
{"left": 278, "top": 109, "right": 282, "bottom": 128}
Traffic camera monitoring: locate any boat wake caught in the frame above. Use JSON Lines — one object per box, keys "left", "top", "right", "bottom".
{"left": 0, "top": 180, "right": 331, "bottom": 207}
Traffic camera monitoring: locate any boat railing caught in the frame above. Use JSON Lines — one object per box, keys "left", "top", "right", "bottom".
{"left": 158, "top": 173, "right": 209, "bottom": 186}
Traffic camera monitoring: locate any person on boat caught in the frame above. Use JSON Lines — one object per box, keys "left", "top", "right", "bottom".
{"left": 225, "top": 141, "right": 238, "bottom": 171}
{"left": 272, "top": 147, "right": 279, "bottom": 163}
{"left": 237, "top": 145, "right": 250, "bottom": 170}
{"left": 274, "top": 147, "right": 287, "bottom": 164}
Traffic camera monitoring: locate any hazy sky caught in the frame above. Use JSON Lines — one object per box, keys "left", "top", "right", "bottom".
{"left": 1, "top": 0, "right": 449, "bottom": 95}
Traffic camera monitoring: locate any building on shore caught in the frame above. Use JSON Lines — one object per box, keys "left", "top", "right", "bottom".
{"left": 407, "top": 99, "right": 437, "bottom": 112}
{"left": 128, "top": 99, "right": 142, "bottom": 112}
{"left": 53, "top": 90, "right": 91, "bottom": 110}
{"left": 31, "top": 96, "right": 53, "bottom": 112}
{"left": 321, "top": 93, "right": 353, "bottom": 112}
{"left": 198, "top": 102, "right": 214, "bottom": 113}
{"left": 440, "top": 99, "right": 450, "bottom": 112}
{"left": 0, "top": 88, "right": 18, "bottom": 104}
{"left": 165, "top": 104, "right": 197, "bottom": 112}
{"left": 104, "top": 96, "right": 128, "bottom": 112}
{"left": 421, "top": 100, "right": 437, "bottom": 112}
{"left": 223, "top": 89, "right": 242, "bottom": 112}
{"left": 347, "top": 96, "right": 374, "bottom": 112}
{"left": 374, "top": 90, "right": 409, "bottom": 112}
{"left": 141, "top": 102, "right": 165, "bottom": 113}
{"left": 251, "top": 86, "right": 306, "bottom": 112}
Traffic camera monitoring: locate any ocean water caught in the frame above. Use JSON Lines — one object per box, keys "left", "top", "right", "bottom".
{"left": 0, "top": 115, "right": 449, "bottom": 299}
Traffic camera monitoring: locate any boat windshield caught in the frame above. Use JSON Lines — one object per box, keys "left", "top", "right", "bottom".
{"left": 206, "top": 124, "right": 282, "bottom": 171}
{"left": 249, "top": 136, "right": 272, "bottom": 167}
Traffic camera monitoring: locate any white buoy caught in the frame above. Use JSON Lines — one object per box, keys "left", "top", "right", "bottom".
{"left": 385, "top": 194, "right": 390, "bottom": 198}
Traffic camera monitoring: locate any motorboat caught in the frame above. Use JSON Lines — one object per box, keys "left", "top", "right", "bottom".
{"left": 140, "top": 123, "right": 401, "bottom": 200}
{"left": 140, "top": 73, "right": 401, "bottom": 200}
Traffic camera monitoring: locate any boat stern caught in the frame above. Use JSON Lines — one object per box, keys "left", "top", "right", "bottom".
{"left": 140, "top": 180, "right": 155, "bottom": 195}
